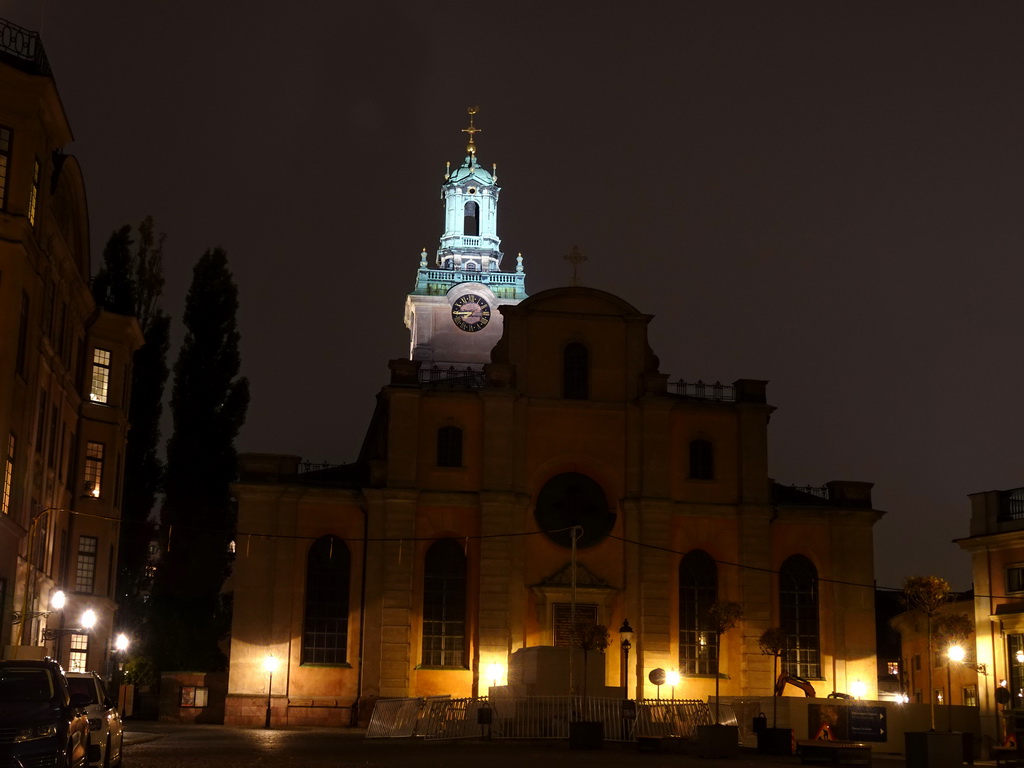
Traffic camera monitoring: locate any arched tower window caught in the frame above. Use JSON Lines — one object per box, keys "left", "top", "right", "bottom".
{"left": 689, "top": 439, "right": 714, "bottom": 479}
{"left": 563, "top": 342, "right": 589, "bottom": 400}
{"left": 679, "top": 550, "right": 718, "bottom": 674}
{"left": 302, "top": 536, "right": 350, "bottom": 664}
{"left": 437, "top": 426, "right": 463, "bottom": 467}
{"left": 780, "top": 555, "right": 820, "bottom": 678}
{"left": 463, "top": 201, "right": 480, "bottom": 237}
{"left": 422, "top": 538, "right": 467, "bottom": 667}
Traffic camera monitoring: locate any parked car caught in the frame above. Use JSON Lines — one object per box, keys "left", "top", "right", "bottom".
{"left": 66, "top": 671, "right": 123, "bottom": 768}
{"left": 0, "top": 657, "right": 90, "bottom": 768}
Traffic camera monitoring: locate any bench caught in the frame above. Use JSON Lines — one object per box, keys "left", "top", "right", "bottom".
{"left": 797, "top": 740, "right": 872, "bottom": 767}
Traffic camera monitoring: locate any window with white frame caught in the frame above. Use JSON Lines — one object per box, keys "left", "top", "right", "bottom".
{"left": 90, "top": 349, "right": 111, "bottom": 403}
{"left": 68, "top": 633, "right": 88, "bottom": 672}
{"left": 1, "top": 433, "right": 13, "bottom": 514}
{"left": 84, "top": 442, "right": 104, "bottom": 497}
{"left": 76, "top": 535, "right": 98, "bottom": 593}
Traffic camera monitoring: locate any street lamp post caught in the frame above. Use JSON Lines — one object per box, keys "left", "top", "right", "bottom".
{"left": 618, "top": 619, "right": 633, "bottom": 697}
{"left": 263, "top": 656, "right": 278, "bottom": 729}
{"left": 947, "top": 644, "right": 967, "bottom": 731}
{"left": 43, "top": 608, "right": 96, "bottom": 671}
{"left": 112, "top": 634, "right": 130, "bottom": 712}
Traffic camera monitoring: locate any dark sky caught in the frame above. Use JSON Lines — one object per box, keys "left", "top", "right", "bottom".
{"left": 9, "top": 2, "right": 1024, "bottom": 593}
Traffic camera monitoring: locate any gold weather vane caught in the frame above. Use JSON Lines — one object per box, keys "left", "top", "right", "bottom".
{"left": 462, "top": 106, "right": 481, "bottom": 161}
{"left": 565, "top": 245, "right": 587, "bottom": 286}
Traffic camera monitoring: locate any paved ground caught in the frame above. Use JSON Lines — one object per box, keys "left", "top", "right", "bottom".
{"left": 120, "top": 721, "right": 925, "bottom": 768}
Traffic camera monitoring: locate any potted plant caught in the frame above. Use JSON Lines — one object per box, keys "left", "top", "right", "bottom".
{"left": 902, "top": 575, "right": 961, "bottom": 768}
{"left": 757, "top": 626, "right": 794, "bottom": 754}
{"left": 569, "top": 621, "right": 610, "bottom": 750}
{"left": 696, "top": 600, "right": 743, "bottom": 758}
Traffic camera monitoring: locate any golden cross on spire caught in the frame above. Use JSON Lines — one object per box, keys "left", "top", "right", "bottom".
{"left": 462, "top": 106, "right": 481, "bottom": 158}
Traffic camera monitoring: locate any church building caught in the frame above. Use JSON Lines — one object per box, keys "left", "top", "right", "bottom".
{"left": 222, "top": 111, "right": 884, "bottom": 727}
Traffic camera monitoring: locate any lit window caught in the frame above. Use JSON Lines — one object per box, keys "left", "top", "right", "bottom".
{"left": 963, "top": 686, "right": 977, "bottom": 707}
{"left": 76, "top": 535, "right": 98, "bottom": 593}
{"left": 422, "top": 539, "right": 467, "bottom": 667}
{"left": 679, "top": 550, "right": 718, "bottom": 674}
{"left": 84, "top": 442, "right": 104, "bottom": 497}
{"left": 0, "top": 126, "right": 10, "bottom": 209}
{"left": 887, "top": 660, "right": 900, "bottom": 676}
{"left": 28, "top": 159, "right": 39, "bottom": 226}
{"left": 69, "top": 633, "right": 88, "bottom": 672}
{"left": 90, "top": 349, "right": 111, "bottom": 403}
{"left": 1, "top": 433, "right": 13, "bottom": 514}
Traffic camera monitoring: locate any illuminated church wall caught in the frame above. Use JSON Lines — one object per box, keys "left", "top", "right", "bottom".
{"left": 223, "top": 112, "right": 883, "bottom": 726}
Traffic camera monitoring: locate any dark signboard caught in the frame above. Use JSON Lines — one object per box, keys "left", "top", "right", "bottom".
{"left": 848, "top": 706, "right": 887, "bottom": 742}
{"left": 807, "top": 704, "right": 888, "bottom": 744}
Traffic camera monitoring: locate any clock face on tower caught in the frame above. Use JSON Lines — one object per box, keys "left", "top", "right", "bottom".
{"left": 451, "top": 293, "right": 491, "bottom": 332}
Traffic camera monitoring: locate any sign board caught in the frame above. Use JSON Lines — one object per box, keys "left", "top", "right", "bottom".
{"left": 848, "top": 706, "right": 887, "bottom": 742}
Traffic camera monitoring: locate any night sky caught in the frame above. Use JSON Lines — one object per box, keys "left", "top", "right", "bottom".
{"left": 8, "top": 2, "right": 1024, "bottom": 593}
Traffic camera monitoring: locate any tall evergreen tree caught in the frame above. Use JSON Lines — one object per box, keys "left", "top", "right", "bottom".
{"left": 150, "top": 247, "right": 249, "bottom": 672}
{"left": 92, "top": 224, "right": 137, "bottom": 315}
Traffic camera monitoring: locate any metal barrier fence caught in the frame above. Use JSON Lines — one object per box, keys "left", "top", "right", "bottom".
{"left": 366, "top": 695, "right": 713, "bottom": 742}
{"left": 635, "top": 699, "right": 715, "bottom": 739}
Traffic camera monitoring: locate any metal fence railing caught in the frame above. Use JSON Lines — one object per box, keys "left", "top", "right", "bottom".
{"left": 636, "top": 699, "right": 715, "bottom": 739}
{"left": 366, "top": 695, "right": 713, "bottom": 742}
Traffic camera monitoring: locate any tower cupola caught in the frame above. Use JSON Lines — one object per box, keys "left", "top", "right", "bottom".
{"left": 404, "top": 107, "right": 528, "bottom": 370}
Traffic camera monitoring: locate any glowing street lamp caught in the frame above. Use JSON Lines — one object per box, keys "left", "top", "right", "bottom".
{"left": 666, "top": 669, "right": 681, "bottom": 700}
{"left": 849, "top": 680, "right": 867, "bottom": 700}
{"left": 486, "top": 662, "right": 505, "bottom": 690}
{"left": 263, "top": 655, "right": 279, "bottom": 729}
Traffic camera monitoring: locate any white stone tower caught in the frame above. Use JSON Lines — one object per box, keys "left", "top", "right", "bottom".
{"left": 404, "top": 107, "right": 527, "bottom": 375}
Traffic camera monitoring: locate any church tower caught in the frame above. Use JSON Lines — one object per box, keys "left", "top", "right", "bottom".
{"left": 404, "top": 107, "right": 527, "bottom": 373}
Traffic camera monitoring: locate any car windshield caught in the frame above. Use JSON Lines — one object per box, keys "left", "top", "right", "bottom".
{"left": 0, "top": 667, "right": 55, "bottom": 702}
{"left": 66, "top": 676, "right": 98, "bottom": 705}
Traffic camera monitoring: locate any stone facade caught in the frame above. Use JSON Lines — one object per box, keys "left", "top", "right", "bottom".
{"left": 0, "top": 19, "right": 141, "bottom": 672}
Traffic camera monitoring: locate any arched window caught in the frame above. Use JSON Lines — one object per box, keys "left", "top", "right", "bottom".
{"left": 302, "top": 536, "right": 350, "bottom": 664}
{"left": 437, "top": 426, "right": 463, "bottom": 467}
{"left": 463, "top": 201, "right": 480, "bottom": 236}
{"left": 679, "top": 550, "right": 718, "bottom": 674}
{"left": 780, "top": 555, "right": 820, "bottom": 678}
{"left": 563, "top": 342, "right": 589, "bottom": 400}
{"left": 689, "top": 439, "right": 713, "bottom": 479}
{"left": 422, "top": 539, "right": 467, "bottom": 667}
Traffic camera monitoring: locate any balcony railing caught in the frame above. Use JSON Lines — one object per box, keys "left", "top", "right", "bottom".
{"left": 999, "top": 488, "right": 1024, "bottom": 521}
{"left": 670, "top": 379, "right": 735, "bottom": 402}
{"left": 418, "top": 268, "right": 523, "bottom": 285}
{"left": 419, "top": 365, "right": 486, "bottom": 389}
{"left": 0, "top": 18, "right": 51, "bottom": 76}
